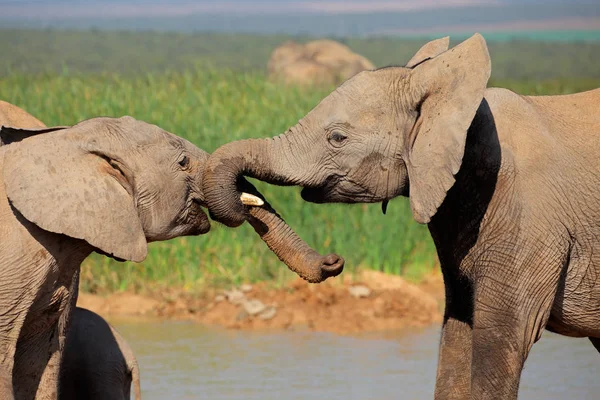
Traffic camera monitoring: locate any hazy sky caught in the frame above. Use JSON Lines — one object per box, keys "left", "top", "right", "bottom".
{"left": 0, "top": 0, "right": 577, "bottom": 18}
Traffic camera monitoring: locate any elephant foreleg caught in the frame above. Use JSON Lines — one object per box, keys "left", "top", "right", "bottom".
{"left": 0, "top": 309, "right": 28, "bottom": 399}
{"left": 434, "top": 316, "right": 472, "bottom": 400}
{"left": 0, "top": 368, "right": 14, "bottom": 400}
{"left": 434, "top": 269, "right": 474, "bottom": 400}
{"left": 470, "top": 273, "right": 556, "bottom": 400}
{"left": 33, "top": 327, "right": 61, "bottom": 400}
{"left": 36, "top": 271, "right": 79, "bottom": 400}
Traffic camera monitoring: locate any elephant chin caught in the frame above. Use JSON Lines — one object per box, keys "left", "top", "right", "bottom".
{"left": 192, "top": 212, "right": 211, "bottom": 235}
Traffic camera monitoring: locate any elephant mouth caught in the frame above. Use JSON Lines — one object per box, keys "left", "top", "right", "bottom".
{"left": 300, "top": 175, "right": 378, "bottom": 204}
{"left": 300, "top": 187, "right": 326, "bottom": 203}
{"left": 300, "top": 174, "right": 342, "bottom": 203}
{"left": 190, "top": 198, "right": 211, "bottom": 235}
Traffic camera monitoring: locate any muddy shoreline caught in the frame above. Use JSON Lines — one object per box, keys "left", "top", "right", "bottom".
{"left": 77, "top": 270, "right": 445, "bottom": 336}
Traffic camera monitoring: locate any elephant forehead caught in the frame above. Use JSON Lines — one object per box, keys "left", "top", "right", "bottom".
{"left": 72, "top": 116, "right": 167, "bottom": 144}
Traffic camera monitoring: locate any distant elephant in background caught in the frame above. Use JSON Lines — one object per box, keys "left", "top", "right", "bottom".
{"left": 267, "top": 39, "right": 375, "bottom": 86}
{"left": 60, "top": 307, "right": 141, "bottom": 400}
{"left": 0, "top": 102, "right": 342, "bottom": 400}
{"left": 0, "top": 100, "right": 46, "bottom": 129}
{"left": 203, "top": 34, "right": 600, "bottom": 399}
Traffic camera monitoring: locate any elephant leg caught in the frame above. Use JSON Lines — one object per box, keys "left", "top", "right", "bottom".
{"left": 15, "top": 276, "right": 79, "bottom": 400}
{"left": 434, "top": 273, "right": 474, "bottom": 400}
{"left": 434, "top": 316, "right": 472, "bottom": 400}
{"left": 13, "top": 326, "right": 56, "bottom": 400}
{"left": 0, "top": 311, "right": 28, "bottom": 399}
{"left": 0, "top": 368, "right": 14, "bottom": 400}
{"left": 470, "top": 272, "right": 556, "bottom": 400}
{"left": 36, "top": 271, "right": 79, "bottom": 400}
{"left": 34, "top": 326, "right": 62, "bottom": 400}
{"left": 589, "top": 337, "right": 600, "bottom": 352}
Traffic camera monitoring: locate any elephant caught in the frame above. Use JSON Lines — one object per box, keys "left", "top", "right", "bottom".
{"left": 267, "top": 39, "right": 375, "bottom": 86}
{"left": 202, "top": 34, "right": 600, "bottom": 399}
{"left": 60, "top": 307, "right": 141, "bottom": 400}
{"left": 0, "top": 102, "right": 342, "bottom": 400}
{"left": 0, "top": 115, "right": 211, "bottom": 400}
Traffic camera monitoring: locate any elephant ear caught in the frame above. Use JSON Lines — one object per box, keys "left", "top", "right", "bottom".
{"left": 0, "top": 125, "right": 69, "bottom": 146}
{"left": 2, "top": 122, "right": 148, "bottom": 262}
{"left": 405, "top": 33, "right": 491, "bottom": 224}
{"left": 405, "top": 36, "right": 450, "bottom": 68}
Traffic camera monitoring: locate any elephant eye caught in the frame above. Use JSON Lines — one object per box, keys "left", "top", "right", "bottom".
{"left": 178, "top": 155, "right": 190, "bottom": 169}
{"left": 329, "top": 131, "right": 348, "bottom": 147}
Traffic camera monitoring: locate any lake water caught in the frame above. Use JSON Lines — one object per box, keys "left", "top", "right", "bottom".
{"left": 112, "top": 319, "right": 600, "bottom": 400}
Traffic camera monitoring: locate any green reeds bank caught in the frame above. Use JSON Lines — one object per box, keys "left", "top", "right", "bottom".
{"left": 1, "top": 30, "right": 598, "bottom": 293}
{"left": 2, "top": 68, "right": 439, "bottom": 292}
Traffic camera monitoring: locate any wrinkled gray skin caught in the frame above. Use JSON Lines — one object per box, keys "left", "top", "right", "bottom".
{"left": 204, "top": 34, "right": 600, "bottom": 399}
{"left": 0, "top": 115, "right": 210, "bottom": 400}
{"left": 60, "top": 307, "right": 141, "bottom": 400}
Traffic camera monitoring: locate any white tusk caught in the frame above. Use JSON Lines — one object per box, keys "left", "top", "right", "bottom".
{"left": 240, "top": 192, "right": 264, "bottom": 206}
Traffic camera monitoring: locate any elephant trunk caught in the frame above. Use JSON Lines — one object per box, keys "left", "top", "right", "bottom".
{"left": 203, "top": 136, "right": 343, "bottom": 283}
{"left": 247, "top": 204, "right": 344, "bottom": 283}
{"left": 203, "top": 136, "right": 300, "bottom": 227}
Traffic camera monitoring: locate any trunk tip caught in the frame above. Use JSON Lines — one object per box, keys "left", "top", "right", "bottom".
{"left": 300, "top": 253, "right": 345, "bottom": 283}
{"left": 320, "top": 253, "right": 344, "bottom": 278}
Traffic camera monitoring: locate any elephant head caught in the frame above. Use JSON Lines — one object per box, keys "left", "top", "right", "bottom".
{"left": 0, "top": 115, "right": 340, "bottom": 282}
{"left": 203, "top": 34, "right": 491, "bottom": 227}
{"left": 1, "top": 116, "right": 211, "bottom": 262}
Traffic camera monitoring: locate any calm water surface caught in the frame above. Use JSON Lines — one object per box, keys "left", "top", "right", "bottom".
{"left": 111, "top": 319, "right": 599, "bottom": 400}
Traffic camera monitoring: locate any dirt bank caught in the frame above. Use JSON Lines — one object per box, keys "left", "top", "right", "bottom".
{"left": 77, "top": 270, "right": 445, "bottom": 336}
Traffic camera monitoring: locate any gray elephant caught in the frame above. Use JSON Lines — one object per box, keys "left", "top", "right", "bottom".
{"left": 0, "top": 115, "right": 210, "bottom": 400}
{"left": 0, "top": 102, "right": 342, "bottom": 400}
{"left": 203, "top": 34, "right": 600, "bottom": 399}
{"left": 60, "top": 307, "right": 141, "bottom": 400}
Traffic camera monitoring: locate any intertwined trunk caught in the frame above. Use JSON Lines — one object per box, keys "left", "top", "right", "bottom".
{"left": 203, "top": 136, "right": 304, "bottom": 227}
{"left": 203, "top": 136, "right": 343, "bottom": 282}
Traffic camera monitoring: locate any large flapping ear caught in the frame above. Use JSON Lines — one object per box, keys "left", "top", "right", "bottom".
{"left": 405, "top": 36, "right": 450, "bottom": 68}
{"left": 0, "top": 125, "right": 69, "bottom": 146}
{"left": 405, "top": 33, "right": 491, "bottom": 224}
{"left": 2, "top": 120, "right": 148, "bottom": 262}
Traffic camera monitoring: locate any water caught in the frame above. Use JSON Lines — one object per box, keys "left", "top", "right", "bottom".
{"left": 112, "top": 319, "right": 600, "bottom": 400}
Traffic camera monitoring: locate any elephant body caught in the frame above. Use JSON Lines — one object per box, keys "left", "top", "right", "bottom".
{"left": 426, "top": 87, "right": 600, "bottom": 398}
{"left": 0, "top": 145, "right": 90, "bottom": 400}
{"left": 60, "top": 307, "right": 141, "bottom": 400}
{"left": 204, "top": 35, "right": 600, "bottom": 399}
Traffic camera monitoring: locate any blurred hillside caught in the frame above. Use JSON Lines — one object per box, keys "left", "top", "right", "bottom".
{"left": 2, "top": 29, "right": 599, "bottom": 81}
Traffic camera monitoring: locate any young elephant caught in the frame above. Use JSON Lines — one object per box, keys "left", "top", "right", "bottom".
{"left": 203, "top": 34, "right": 600, "bottom": 399}
{"left": 60, "top": 307, "right": 141, "bottom": 400}
{"left": 0, "top": 115, "right": 211, "bottom": 400}
{"left": 0, "top": 103, "right": 342, "bottom": 400}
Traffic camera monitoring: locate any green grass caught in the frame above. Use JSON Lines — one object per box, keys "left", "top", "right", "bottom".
{"left": 2, "top": 67, "right": 599, "bottom": 294}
